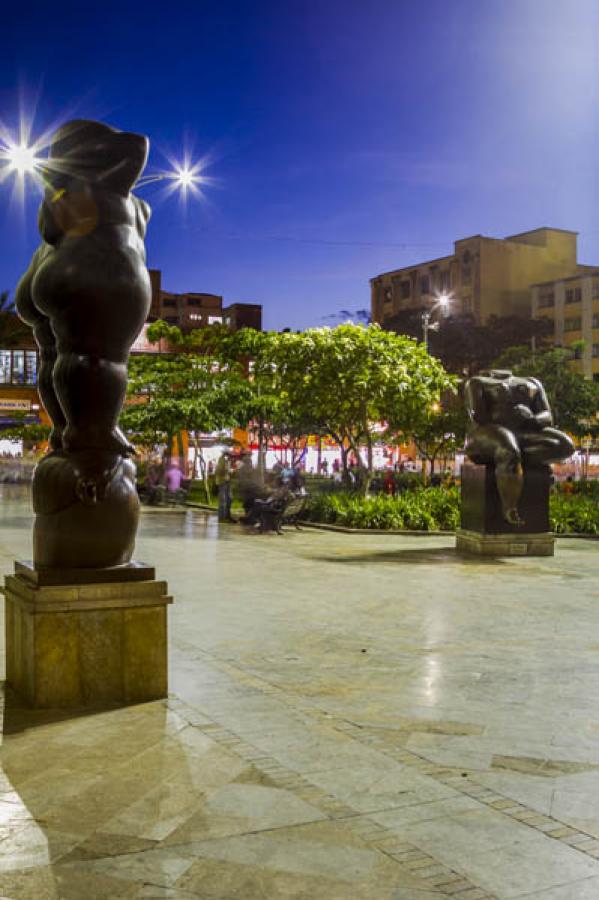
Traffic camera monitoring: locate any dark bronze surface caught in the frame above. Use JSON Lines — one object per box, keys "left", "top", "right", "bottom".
{"left": 15, "top": 560, "right": 156, "bottom": 587}
{"left": 460, "top": 463, "right": 551, "bottom": 534}
{"left": 15, "top": 120, "right": 151, "bottom": 569}
{"left": 463, "top": 369, "right": 573, "bottom": 528}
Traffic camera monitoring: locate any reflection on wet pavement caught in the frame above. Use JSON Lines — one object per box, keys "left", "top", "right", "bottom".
{"left": 1, "top": 485, "right": 599, "bottom": 897}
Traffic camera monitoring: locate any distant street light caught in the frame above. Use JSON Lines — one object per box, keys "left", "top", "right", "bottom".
{"left": 422, "top": 293, "right": 452, "bottom": 349}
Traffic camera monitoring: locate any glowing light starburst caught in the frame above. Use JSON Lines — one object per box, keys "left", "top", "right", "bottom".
{"left": 136, "top": 154, "right": 207, "bottom": 200}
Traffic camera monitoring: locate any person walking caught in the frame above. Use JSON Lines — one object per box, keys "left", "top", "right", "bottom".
{"left": 215, "top": 451, "right": 234, "bottom": 522}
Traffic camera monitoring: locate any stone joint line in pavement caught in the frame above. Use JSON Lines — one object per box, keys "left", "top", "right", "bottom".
{"left": 169, "top": 696, "right": 499, "bottom": 899}
{"left": 196, "top": 648, "right": 599, "bottom": 864}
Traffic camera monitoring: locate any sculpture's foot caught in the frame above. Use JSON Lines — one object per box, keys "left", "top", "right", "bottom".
{"left": 63, "top": 425, "right": 135, "bottom": 457}
{"left": 504, "top": 507, "right": 525, "bottom": 527}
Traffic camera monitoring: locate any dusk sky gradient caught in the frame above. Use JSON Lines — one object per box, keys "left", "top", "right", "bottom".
{"left": 1, "top": 0, "right": 599, "bottom": 330}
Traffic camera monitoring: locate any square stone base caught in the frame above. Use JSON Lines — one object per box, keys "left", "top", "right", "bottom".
{"left": 456, "top": 528, "right": 555, "bottom": 557}
{"left": 4, "top": 562, "right": 173, "bottom": 709}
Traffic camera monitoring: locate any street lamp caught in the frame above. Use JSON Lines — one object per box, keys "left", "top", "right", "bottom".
{"left": 422, "top": 293, "right": 452, "bottom": 349}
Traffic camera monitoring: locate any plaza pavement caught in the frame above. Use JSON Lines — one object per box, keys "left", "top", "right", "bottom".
{"left": 0, "top": 486, "right": 598, "bottom": 897}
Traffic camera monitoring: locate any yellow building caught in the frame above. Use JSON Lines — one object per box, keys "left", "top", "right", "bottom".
{"left": 531, "top": 269, "right": 599, "bottom": 379}
{"left": 371, "top": 227, "right": 580, "bottom": 326}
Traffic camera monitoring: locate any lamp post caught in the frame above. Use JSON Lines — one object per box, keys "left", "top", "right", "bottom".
{"left": 422, "top": 293, "right": 452, "bottom": 350}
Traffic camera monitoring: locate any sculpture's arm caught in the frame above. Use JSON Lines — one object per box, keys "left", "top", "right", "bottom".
{"left": 464, "top": 378, "right": 488, "bottom": 425}
{"left": 529, "top": 378, "right": 554, "bottom": 428}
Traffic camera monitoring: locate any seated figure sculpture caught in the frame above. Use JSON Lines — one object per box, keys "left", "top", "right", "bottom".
{"left": 464, "top": 370, "right": 574, "bottom": 526}
{"left": 15, "top": 120, "right": 151, "bottom": 569}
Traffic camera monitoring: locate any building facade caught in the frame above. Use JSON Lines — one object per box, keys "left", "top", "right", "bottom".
{"left": 148, "top": 269, "right": 262, "bottom": 333}
{"left": 531, "top": 268, "right": 599, "bottom": 379}
{"left": 371, "top": 227, "right": 581, "bottom": 326}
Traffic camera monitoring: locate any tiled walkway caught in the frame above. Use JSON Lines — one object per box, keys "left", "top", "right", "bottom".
{"left": 0, "top": 486, "right": 599, "bottom": 897}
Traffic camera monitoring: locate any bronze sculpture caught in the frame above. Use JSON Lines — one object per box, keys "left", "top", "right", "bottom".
{"left": 15, "top": 120, "right": 151, "bottom": 568}
{"left": 464, "top": 369, "right": 574, "bottom": 525}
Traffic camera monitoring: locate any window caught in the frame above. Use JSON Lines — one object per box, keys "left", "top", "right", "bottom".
{"left": 0, "top": 351, "right": 10, "bottom": 384}
{"left": 538, "top": 290, "right": 555, "bottom": 309}
{"left": 593, "top": 313, "right": 599, "bottom": 329}
{"left": 187, "top": 298, "right": 203, "bottom": 307}
{"left": 189, "top": 313, "right": 203, "bottom": 322}
{"left": 400, "top": 280, "right": 411, "bottom": 299}
{"left": 25, "top": 351, "right": 37, "bottom": 385}
{"left": 593, "top": 344, "right": 599, "bottom": 358}
{"left": 439, "top": 270, "right": 451, "bottom": 291}
{"left": 564, "top": 316, "right": 582, "bottom": 331}
{"left": 164, "top": 315, "right": 178, "bottom": 324}
{"left": 11, "top": 351, "right": 24, "bottom": 384}
{"left": 162, "top": 298, "right": 176, "bottom": 308}
{"left": 208, "top": 316, "right": 222, "bottom": 325}
{"left": 565, "top": 287, "right": 581, "bottom": 304}
{"left": 462, "top": 267, "right": 471, "bottom": 285}
{"left": 593, "top": 279, "right": 599, "bottom": 299}
{"left": 420, "top": 276, "right": 430, "bottom": 295}
{"left": 383, "top": 286, "right": 392, "bottom": 302}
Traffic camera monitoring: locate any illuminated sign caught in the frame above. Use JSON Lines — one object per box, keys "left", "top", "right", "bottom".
{"left": 0, "top": 398, "right": 31, "bottom": 411}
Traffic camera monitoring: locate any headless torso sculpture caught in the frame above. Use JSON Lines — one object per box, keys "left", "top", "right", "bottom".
{"left": 464, "top": 370, "right": 574, "bottom": 525}
{"left": 15, "top": 120, "right": 151, "bottom": 569}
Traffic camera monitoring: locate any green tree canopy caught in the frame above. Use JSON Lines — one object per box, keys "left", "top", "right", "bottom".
{"left": 120, "top": 321, "right": 253, "bottom": 474}
{"left": 265, "top": 324, "right": 455, "bottom": 489}
{"left": 384, "top": 310, "right": 552, "bottom": 376}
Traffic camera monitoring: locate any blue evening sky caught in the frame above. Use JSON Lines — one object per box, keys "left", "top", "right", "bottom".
{"left": 1, "top": 0, "right": 598, "bottom": 330}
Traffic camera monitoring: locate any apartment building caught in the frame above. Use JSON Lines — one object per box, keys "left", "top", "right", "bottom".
{"left": 371, "top": 228, "right": 581, "bottom": 326}
{"left": 148, "top": 269, "right": 262, "bottom": 333}
{"left": 531, "top": 268, "right": 599, "bottom": 379}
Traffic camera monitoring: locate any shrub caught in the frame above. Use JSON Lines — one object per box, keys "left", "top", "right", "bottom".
{"left": 550, "top": 493, "right": 599, "bottom": 535}
{"left": 304, "top": 485, "right": 599, "bottom": 534}
{"left": 303, "top": 486, "right": 459, "bottom": 531}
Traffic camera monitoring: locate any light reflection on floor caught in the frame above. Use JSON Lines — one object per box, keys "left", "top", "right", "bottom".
{"left": 0, "top": 486, "right": 599, "bottom": 897}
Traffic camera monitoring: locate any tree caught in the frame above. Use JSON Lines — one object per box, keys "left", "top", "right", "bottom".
{"left": 383, "top": 310, "right": 553, "bottom": 376}
{"left": 492, "top": 343, "right": 599, "bottom": 440}
{"left": 120, "top": 321, "right": 252, "bottom": 494}
{"left": 408, "top": 394, "right": 468, "bottom": 479}
{"left": 0, "top": 414, "right": 50, "bottom": 447}
{"left": 268, "top": 324, "right": 455, "bottom": 492}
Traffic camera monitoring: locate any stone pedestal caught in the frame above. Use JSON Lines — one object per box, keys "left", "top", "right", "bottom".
{"left": 457, "top": 462, "right": 554, "bottom": 557}
{"left": 4, "top": 561, "right": 172, "bottom": 709}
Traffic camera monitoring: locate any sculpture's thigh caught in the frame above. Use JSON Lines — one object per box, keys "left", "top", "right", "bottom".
{"left": 466, "top": 425, "right": 520, "bottom": 465}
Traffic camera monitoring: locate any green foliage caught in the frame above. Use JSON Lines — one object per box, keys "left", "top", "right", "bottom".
{"left": 121, "top": 327, "right": 252, "bottom": 452}
{"left": 550, "top": 492, "right": 599, "bottom": 535}
{"left": 304, "top": 484, "right": 599, "bottom": 534}
{"left": 492, "top": 344, "right": 599, "bottom": 438}
{"left": 0, "top": 413, "right": 50, "bottom": 445}
{"left": 407, "top": 392, "right": 467, "bottom": 474}
{"left": 384, "top": 311, "right": 552, "bottom": 376}
{"left": 264, "top": 324, "right": 454, "bottom": 487}
{"left": 304, "top": 487, "right": 460, "bottom": 531}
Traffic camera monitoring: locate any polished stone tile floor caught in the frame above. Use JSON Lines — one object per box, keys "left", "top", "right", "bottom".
{"left": 0, "top": 486, "right": 599, "bottom": 897}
